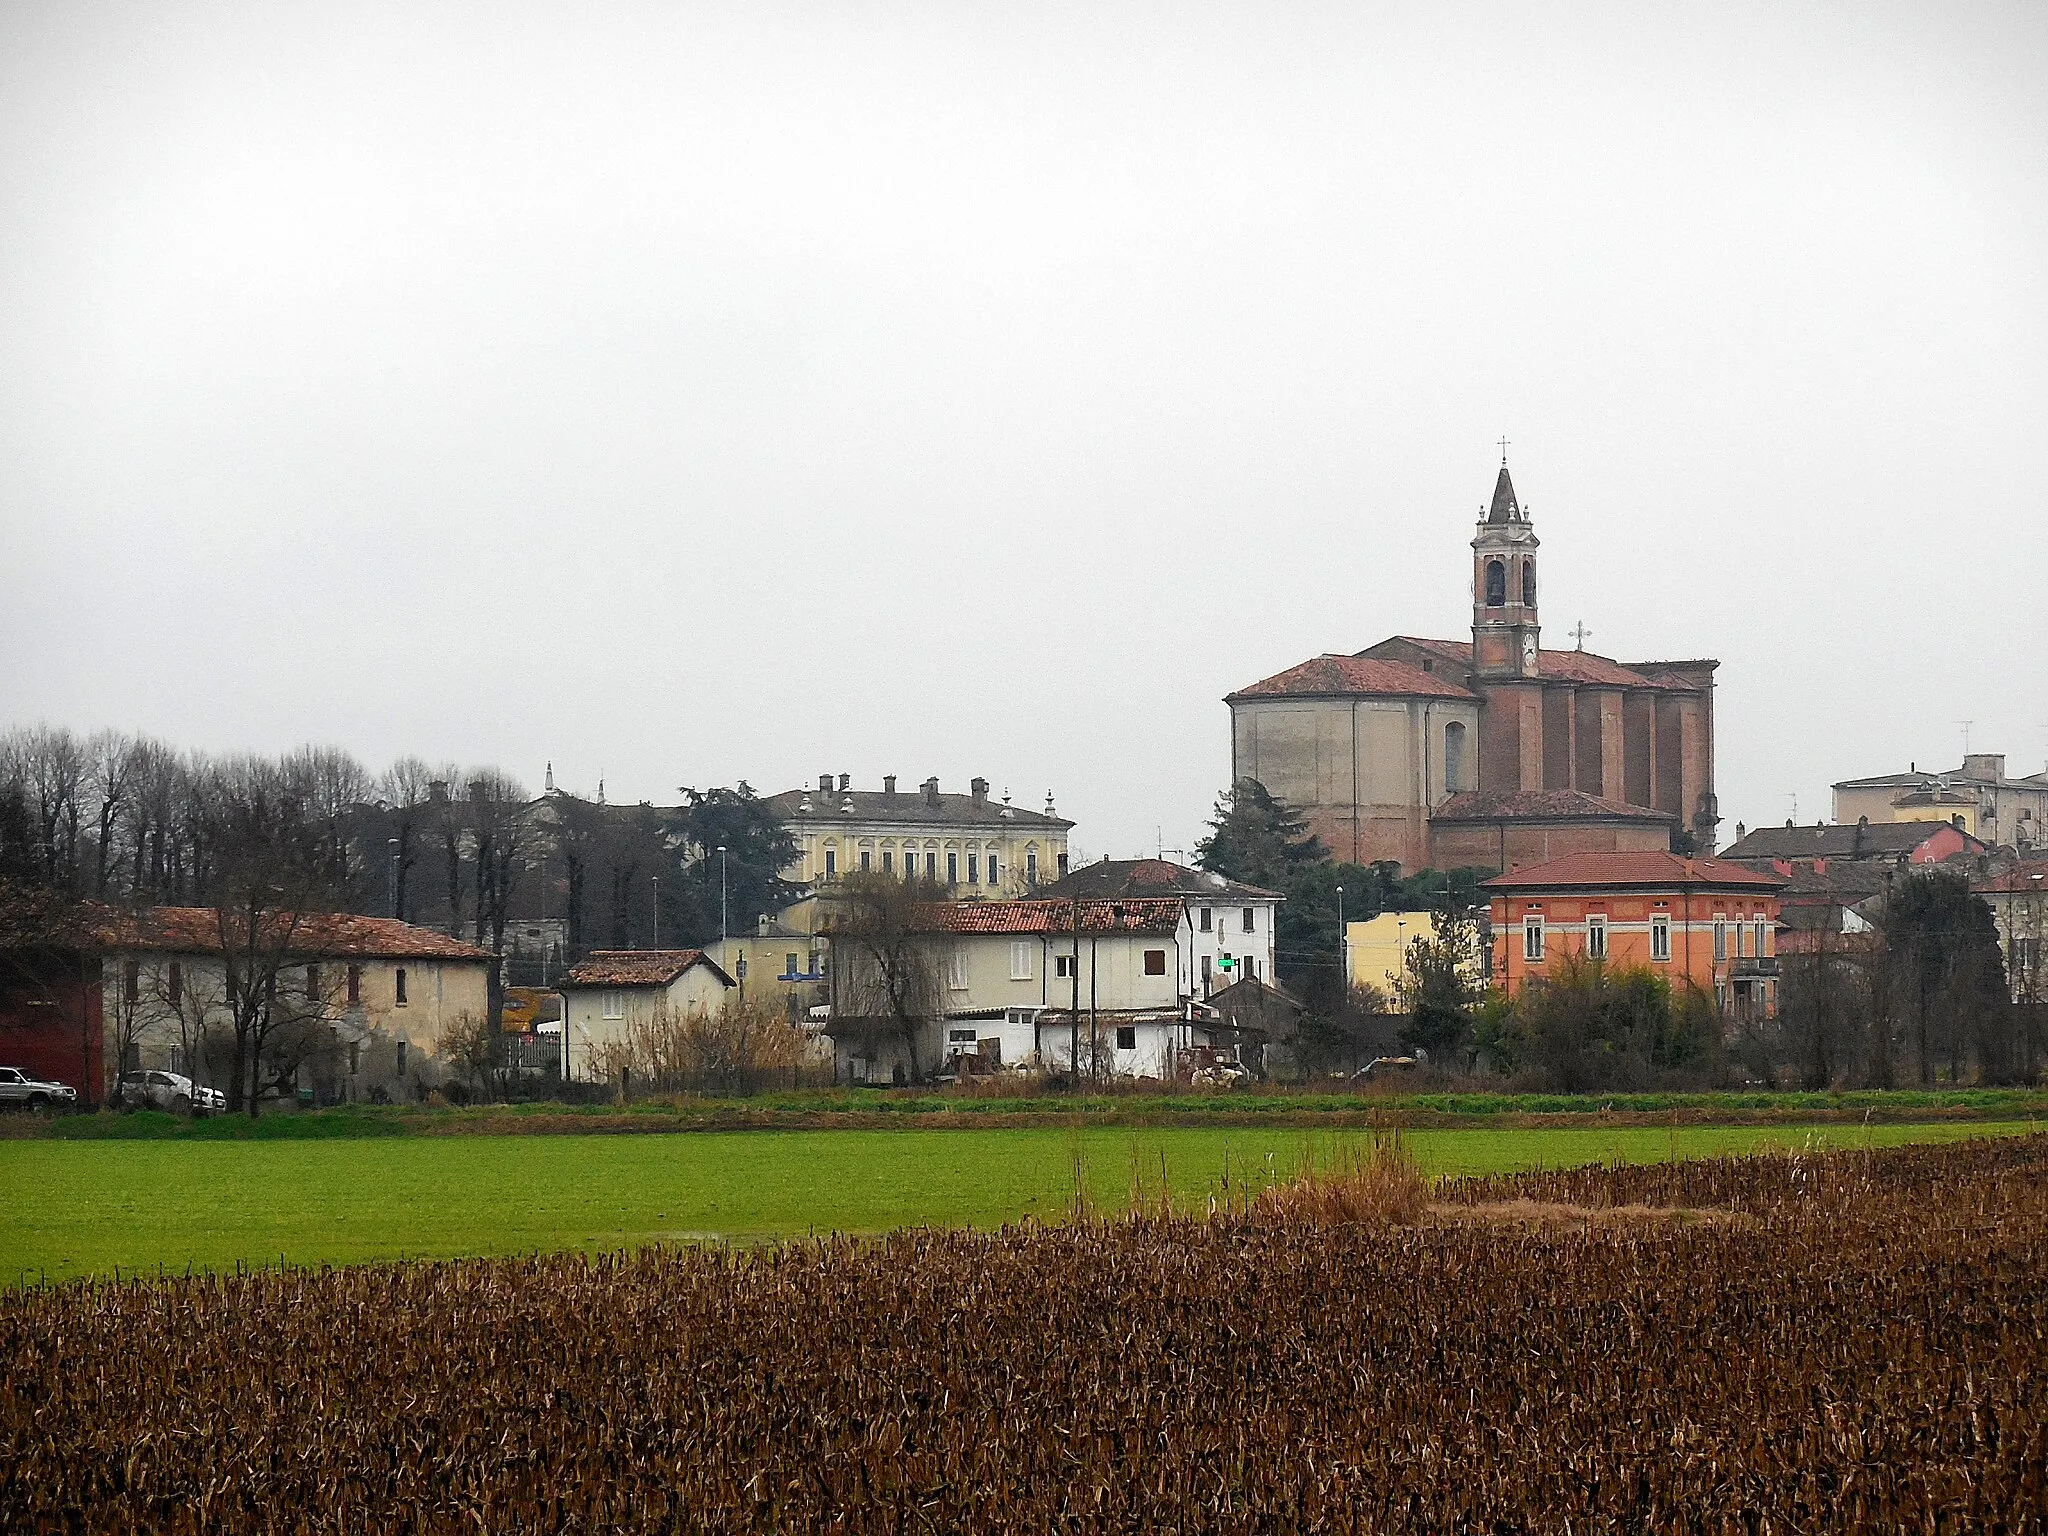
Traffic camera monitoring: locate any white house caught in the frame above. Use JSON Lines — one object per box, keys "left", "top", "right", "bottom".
{"left": 558, "top": 948, "right": 735, "bottom": 1082}
{"left": 1038, "top": 859, "right": 1282, "bottom": 999}
{"left": 825, "top": 896, "right": 1244, "bottom": 1084}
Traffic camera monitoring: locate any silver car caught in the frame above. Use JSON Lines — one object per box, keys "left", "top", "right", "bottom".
{"left": 117, "top": 1069, "right": 225, "bottom": 1115}
{"left": 0, "top": 1066, "right": 79, "bottom": 1109}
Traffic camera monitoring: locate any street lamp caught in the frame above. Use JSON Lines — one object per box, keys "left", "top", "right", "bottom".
{"left": 717, "top": 845, "right": 729, "bottom": 970}
{"left": 1335, "top": 884, "right": 1346, "bottom": 995}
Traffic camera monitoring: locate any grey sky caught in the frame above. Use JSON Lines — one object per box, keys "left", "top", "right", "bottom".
{"left": 3, "top": 1, "right": 2044, "bottom": 859}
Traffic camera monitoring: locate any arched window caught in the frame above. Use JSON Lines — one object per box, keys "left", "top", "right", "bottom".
{"left": 1444, "top": 721, "right": 1466, "bottom": 793}
{"left": 1522, "top": 560, "right": 1537, "bottom": 608}
{"left": 1484, "top": 559, "right": 1506, "bottom": 607}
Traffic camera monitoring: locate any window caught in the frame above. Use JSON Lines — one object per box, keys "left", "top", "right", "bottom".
{"left": 1026, "top": 850, "right": 1038, "bottom": 884}
{"left": 784, "top": 952, "right": 800, "bottom": 978}
{"left": 1057, "top": 852, "right": 1069, "bottom": 878}
{"left": 1522, "top": 560, "right": 1537, "bottom": 607}
{"left": 967, "top": 853, "right": 979, "bottom": 885}
{"left": 348, "top": 1041, "right": 360, "bottom": 1076}
{"left": 1713, "top": 919, "right": 1727, "bottom": 961}
{"left": 1143, "top": 949, "right": 1167, "bottom": 976}
{"left": 1651, "top": 915, "right": 1672, "bottom": 962}
{"left": 1055, "top": 954, "right": 1076, "bottom": 980}
{"left": 1199, "top": 907, "right": 1213, "bottom": 932}
{"left": 1754, "top": 919, "right": 1769, "bottom": 958}
{"left": 1242, "top": 907, "right": 1255, "bottom": 933}
{"left": 395, "top": 1040, "right": 408, "bottom": 1074}
{"left": 1010, "top": 942, "right": 1033, "bottom": 980}
{"left": 947, "top": 1027, "right": 979, "bottom": 1047}
{"left": 986, "top": 856, "right": 998, "bottom": 886}
{"left": 859, "top": 850, "right": 871, "bottom": 873}
{"left": 1523, "top": 917, "right": 1544, "bottom": 962}
{"left": 926, "top": 853, "right": 939, "bottom": 879}
{"left": 1736, "top": 920, "right": 1748, "bottom": 958}
{"left": 123, "top": 960, "right": 140, "bottom": 1003}
{"left": 1485, "top": 558, "right": 1506, "bottom": 607}
{"left": 346, "top": 965, "right": 361, "bottom": 1004}
{"left": 1444, "top": 720, "right": 1467, "bottom": 793}
{"left": 1116, "top": 1026, "right": 1136, "bottom": 1052}
{"left": 881, "top": 850, "right": 893, "bottom": 873}
{"left": 601, "top": 990, "right": 624, "bottom": 1019}
{"left": 394, "top": 967, "right": 408, "bottom": 1005}
{"left": 305, "top": 963, "right": 321, "bottom": 1000}
{"left": 168, "top": 961, "right": 182, "bottom": 1004}
{"left": 1586, "top": 915, "right": 1608, "bottom": 960}
{"left": 947, "top": 852, "right": 959, "bottom": 884}
{"left": 824, "top": 849, "right": 837, "bottom": 879}
{"left": 947, "top": 951, "right": 969, "bottom": 990}
{"left": 1201, "top": 954, "right": 1213, "bottom": 985}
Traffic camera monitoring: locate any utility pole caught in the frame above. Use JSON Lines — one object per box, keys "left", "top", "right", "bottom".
{"left": 717, "top": 845, "right": 729, "bottom": 972}
{"left": 388, "top": 838, "right": 400, "bottom": 920}
{"left": 651, "top": 874, "right": 660, "bottom": 948}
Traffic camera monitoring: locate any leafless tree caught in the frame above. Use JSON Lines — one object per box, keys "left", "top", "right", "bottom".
{"left": 375, "top": 756, "right": 439, "bottom": 922}
{"left": 825, "top": 872, "right": 946, "bottom": 1083}
{"left": 466, "top": 769, "right": 532, "bottom": 1030}
{"left": 84, "top": 731, "right": 140, "bottom": 898}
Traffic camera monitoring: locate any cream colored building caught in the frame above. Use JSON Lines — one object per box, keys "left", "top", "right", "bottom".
{"left": 1834, "top": 754, "right": 2048, "bottom": 852}
{"left": 1976, "top": 862, "right": 2048, "bottom": 1005}
{"left": 1345, "top": 911, "right": 1486, "bottom": 996}
{"left": 97, "top": 908, "right": 493, "bottom": 1101}
{"left": 559, "top": 948, "right": 735, "bottom": 1082}
{"left": 763, "top": 774, "right": 1073, "bottom": 896}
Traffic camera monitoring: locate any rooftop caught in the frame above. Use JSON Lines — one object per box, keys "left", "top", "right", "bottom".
{"left": 562, "top": 949, "right": 733, "bottom": 988}
{"left": 1037, "top": 858, "right": 1281, "bottom": 902}
{"left": 763, "top": 782, "right": 1072, "bottom": 830}
{"left": 1721, "top": 821, "right": 1987, "bottom": 862}
{"left": 91, "top": 908, "right": 494, "bottom": 961}
{"left": 1484, "top": 851, "right": 1787, "bottom": 892}
{"left": 1431, "top": 789, "right": 1676, "bottom": 824}
{"left": 1227, "top": 654, "right": 1475, "bottom": 703}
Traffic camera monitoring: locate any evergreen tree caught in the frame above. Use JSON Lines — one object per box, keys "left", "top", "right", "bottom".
{"left": 1195, "top": 779, "right": 1326, "bottom": 890}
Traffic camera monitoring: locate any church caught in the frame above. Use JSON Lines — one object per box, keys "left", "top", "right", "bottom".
{"left": 1226, "top": 461, "right": 1719, "bottom": 874}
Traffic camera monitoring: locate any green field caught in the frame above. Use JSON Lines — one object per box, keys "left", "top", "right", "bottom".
{"left": 3, "top": 1120, "right": 2033, "bottom": 1285}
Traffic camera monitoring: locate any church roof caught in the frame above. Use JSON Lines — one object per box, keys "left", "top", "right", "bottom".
{"left": 1487, "top": 463, "right": 1522, "bottom": 524}
{"left": 1365, "top": 637, "right": 1690, "bottom": 691}
{"left": 1226, "top": 654, "right": 1476, "bottom": 703}
{"left": 1431, "top": 790, "right": 1676, "bottom": 824}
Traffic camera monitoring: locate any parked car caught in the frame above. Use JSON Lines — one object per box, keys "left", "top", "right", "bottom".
{"left": 0, "top": 1066, "right": 80, "bottom": 1109}
{"left": 116, "top": 1069, "right": 225, "bottom": 1115}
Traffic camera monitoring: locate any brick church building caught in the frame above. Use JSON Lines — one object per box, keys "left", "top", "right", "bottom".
{"left": 1226, "top": 461, "right": 1719, "bottom": 874}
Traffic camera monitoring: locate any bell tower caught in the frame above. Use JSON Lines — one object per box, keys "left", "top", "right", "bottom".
{"left": 1471, "top": 456, "right": 1540, "bottom": 679}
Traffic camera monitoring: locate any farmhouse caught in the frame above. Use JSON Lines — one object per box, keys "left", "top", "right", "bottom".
{"left": 559, "top": 949, "right": 735, "bottom": 1082}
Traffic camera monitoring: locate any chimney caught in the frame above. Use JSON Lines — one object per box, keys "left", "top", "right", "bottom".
{"left": 923, "top": 776, "right": 940, "bottom": 808}
{"left": 971, "top": 776, "right": 989, "bottom": 807}
{"left": 839, "top": 774, "right": 851, "bottom": 793}
{"left": 1964, "top": 753, "right": 2005, "bottom": 782}
{"left": 757, "top": 914, "right": 770, "bottom": 936}
{"left": 428, "top": 779, "right": 448, "bottom": 804}
{"left": 819, "top": 773, "right": 833, "bottom": 793}
{"left": 1734, "top": 821, "right": 1746, "bottom": 843}
{"left": 883, "top": 775, "right": 897, "bottom": 795}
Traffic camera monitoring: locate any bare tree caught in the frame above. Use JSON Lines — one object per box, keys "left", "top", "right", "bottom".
{"left": 825, "top": 872, "right": 946, "bottom": 1084}
{"left": 84, "top": 731, "right": 140, "bottom": 897}
{"left": 3, "top": 725, "right": 87, "bottom": 889}
{"left": 375, "top": 756, "right": 439, "bottom": 921}
{"left": 466, "top": 769, "right": 532, "bottom": 1031}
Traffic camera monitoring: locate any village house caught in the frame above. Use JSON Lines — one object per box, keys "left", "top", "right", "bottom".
{"left": 1974, "top": 861, "right": 2048, "bottom": 1006}
{"left": 762, "top": 774, "right": 1073, "bottom": 896}
{"left": 94, "top": 909, "right": 493, "bottom": 1104}
{"left": 1834, "top": 754, "right": 2048, "bottom": 852}
{"left": 824, "top": 897, "right": 1240, "bottom": 1084}
{"left": 558, "top": 948, "right": 734, "bottom": 1082}
{"left": 1036, "top": 858, "right": 1280, "bottom": 996}
{"left": 1483, "top": 852, "right": 1787, "bottom": 1020}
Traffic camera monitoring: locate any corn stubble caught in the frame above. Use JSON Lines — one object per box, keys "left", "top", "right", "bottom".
{"left": 5, "top": 1137, "right": 2046, "bottom": 1533}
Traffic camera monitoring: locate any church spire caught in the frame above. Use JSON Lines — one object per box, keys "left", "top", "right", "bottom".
{"left": 1486, "top": 462, "right": 1522, "bottom": 524}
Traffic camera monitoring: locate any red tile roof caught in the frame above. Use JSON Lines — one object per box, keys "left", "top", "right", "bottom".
{"left": 562, "top": 949, "right": 732, "bottom": 987}
{"left": 1484, "top": 852, "right": 1788, "bottom": 892}
{"left": 1974, "top": 861, "right": 2048, "bottom": 895}
{"left": 1227, "top": 655, "right": 1475, "bottom": 702}
{"left": 1366, "top": 637, "right": 1700, "bottom": 691}
{"left": 1432, "top": 790, "right": 1675, "bottom": 823}
{"left": 837, "top": 898, "right": 1189, "bottom": 937}
{"left": 93, "top": 908, "right": 493, "bottom": 961}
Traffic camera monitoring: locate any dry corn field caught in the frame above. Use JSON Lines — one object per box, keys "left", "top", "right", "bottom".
{"left": 5, "top": 1135, "right": 2047, "bottom": 1533}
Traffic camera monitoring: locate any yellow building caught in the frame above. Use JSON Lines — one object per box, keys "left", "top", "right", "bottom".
{"left": 763, "top": 774, "right": 1074, "bottom": 896}
{"left": 1834, "top": 754, "right": 2048, "bottom": 851}
{"left": 1345, "top": 912, "right": 1438, "bottom": 994}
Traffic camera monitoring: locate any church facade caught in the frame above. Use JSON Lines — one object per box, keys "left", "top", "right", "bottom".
{"left": 1226, "top": 463, "right": 1718, "bottom": 874}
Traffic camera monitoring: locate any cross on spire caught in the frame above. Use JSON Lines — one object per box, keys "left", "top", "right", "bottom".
{"left": 1569, "top": 621, "right": 1592, "bottom": 651}
{"left": 1497, "top": 434, "right": 1510, "bottom": 465}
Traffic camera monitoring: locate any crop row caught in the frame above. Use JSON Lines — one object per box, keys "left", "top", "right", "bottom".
{"left": 5, "top": 1136, "right": 2046, "bottom": 1532}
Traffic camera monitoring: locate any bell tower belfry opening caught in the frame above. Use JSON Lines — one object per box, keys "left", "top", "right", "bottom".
{"left": 1471, "top": 456, "right": 1539, "bottom": 680}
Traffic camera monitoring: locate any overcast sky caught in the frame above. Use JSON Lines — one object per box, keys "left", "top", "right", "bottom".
{"left": 3, "top": 1, "right": 2044, "bottom": 859}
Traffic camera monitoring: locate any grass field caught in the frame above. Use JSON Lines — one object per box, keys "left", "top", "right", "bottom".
{"left": 2, "top": 1119, "right": 2032, "bottom": 1284}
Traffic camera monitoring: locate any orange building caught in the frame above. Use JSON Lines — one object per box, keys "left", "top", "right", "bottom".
{"left": 1484, "top": 852, "right": 1787, "bottom": 1018}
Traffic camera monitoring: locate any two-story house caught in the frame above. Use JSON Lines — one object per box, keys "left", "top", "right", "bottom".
{"left": 1037, "top": 858, "right": 1280, "bottom": 997}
